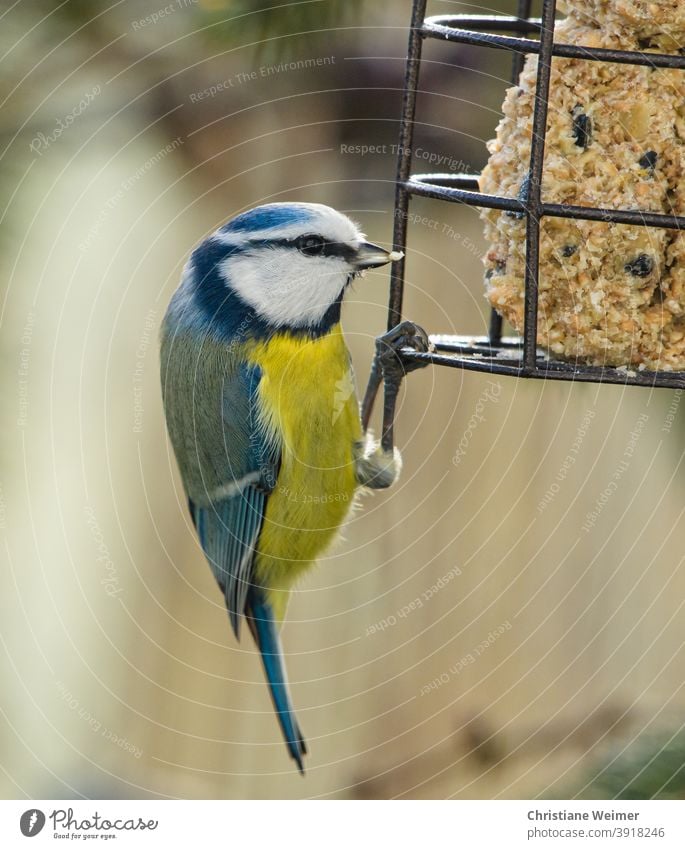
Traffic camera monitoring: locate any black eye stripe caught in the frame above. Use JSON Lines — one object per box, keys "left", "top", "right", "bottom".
{"left": 320, "top": 241, "right": 356, "bottom": 261}
{"left": 248, "top": 237, "right": 358, "bottom": 262}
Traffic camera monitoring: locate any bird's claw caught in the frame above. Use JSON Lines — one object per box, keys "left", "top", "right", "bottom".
{"left": 361, "top": 321, "right": 432, "bottom": 445}
{"left": 375, "top": 320, "right": 433, "bottom": 386}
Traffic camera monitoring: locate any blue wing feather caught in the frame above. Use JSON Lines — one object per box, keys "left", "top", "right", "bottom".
{"left": 190, "top": 486, "right": 266, "bottom": 638}
{"left": 181, "top": 360, "right": 279, "bottom": 639}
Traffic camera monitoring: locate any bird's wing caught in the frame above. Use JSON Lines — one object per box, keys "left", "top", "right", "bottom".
{"left": 189, "top": 365, "right": 307, "bottom": 770}
{"left": 188, "top": 362, "right": 280, "bottom": 638}
{"left": 164, "top": 348, "right": 307, "bottom": 768}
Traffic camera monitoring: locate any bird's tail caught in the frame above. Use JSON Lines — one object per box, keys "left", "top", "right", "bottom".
{"left": 245, "top": 587, "right": 307, "bottom": 774}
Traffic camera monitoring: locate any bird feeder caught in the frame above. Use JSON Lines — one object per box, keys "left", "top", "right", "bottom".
{"left": 383, "top": 0, "right": 685, "bottom": 392}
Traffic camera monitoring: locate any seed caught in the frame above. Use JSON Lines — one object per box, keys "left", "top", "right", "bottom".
{"left": 561, "top": 245, "right": 577, "bottom": 257}
{"left": 506, "top": 173, "right": 530, "bottom": 219}
{"left": 572, "top": 105, "right": 592, "bottom": 149}
{"left": 639, "top": 150, "right": 657, "bottom": 171}
{"left": 485, "top": 260, "right": 506, "bottom": 279}
{"left": 624, "top": 254, "right": 654, "bottom": 277}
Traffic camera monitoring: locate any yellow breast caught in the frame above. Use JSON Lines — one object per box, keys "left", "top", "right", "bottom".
{"left": 246, "top": 324, "right": 362, "bottom": 618}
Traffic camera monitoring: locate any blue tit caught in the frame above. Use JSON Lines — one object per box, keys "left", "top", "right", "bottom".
{"left": 160, "top": 202, "right": 422, "bottom": 773}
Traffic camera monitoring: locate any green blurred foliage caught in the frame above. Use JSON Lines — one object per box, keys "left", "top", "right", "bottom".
{"left": 196, "top": 0, "right": 363, "bottom": 56}
{"left": 557, "top": 730, "right": 685, "bottom": 800}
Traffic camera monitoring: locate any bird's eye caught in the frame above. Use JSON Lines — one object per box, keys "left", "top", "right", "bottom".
{"left": 296, "top": 235, "right": 326, "bottom": 256}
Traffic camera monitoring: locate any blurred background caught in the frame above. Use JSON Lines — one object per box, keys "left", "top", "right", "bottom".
{"left": 2, "top": 0, "right": 685, "bottom": 800}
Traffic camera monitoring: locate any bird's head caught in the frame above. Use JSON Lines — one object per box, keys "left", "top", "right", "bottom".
{"left": 185, "top": 202, "right": 402, "bottom": 336}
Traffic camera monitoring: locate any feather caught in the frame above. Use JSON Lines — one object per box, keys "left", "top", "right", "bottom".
{"left": 190, "top": 488, "right": 265, "bottom": 639}
{"left": 246, "top": 587, "right": 307, "bottom": 774}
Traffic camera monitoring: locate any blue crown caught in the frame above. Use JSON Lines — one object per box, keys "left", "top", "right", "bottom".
{"left": 219, "top": 203, "right": 315, "bottom": 235}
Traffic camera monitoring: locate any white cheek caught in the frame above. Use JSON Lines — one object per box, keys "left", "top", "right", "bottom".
{"left": 221, "top": 249, "right": 349, "bottom": 328}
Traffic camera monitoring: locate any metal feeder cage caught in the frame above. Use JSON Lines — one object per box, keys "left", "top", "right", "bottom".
{"left": 384, "top": 0, "right": 685, "bottom": 392}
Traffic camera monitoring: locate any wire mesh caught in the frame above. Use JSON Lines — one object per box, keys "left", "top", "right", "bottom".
{"left": 388, "top": 0, "right": 685, "bottom": 390}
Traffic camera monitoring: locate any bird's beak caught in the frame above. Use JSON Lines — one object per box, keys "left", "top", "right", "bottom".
{"left": 354, "top": 241, "right": 404, "bottom": 270}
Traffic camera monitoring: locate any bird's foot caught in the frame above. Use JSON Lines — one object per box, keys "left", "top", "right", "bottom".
{"left": 372, "top": 321, "right": 433, "bottom": 454}
{"left": 375, "top": 320, "right": 433, "bottom": 389}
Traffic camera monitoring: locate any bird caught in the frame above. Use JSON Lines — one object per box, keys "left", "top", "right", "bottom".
{"left": 160, "top": 201, "right": 429, "bottom": 773}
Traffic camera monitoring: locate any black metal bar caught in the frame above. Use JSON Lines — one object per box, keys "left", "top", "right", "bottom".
{"left": 361, "top": 0, "right": 428, "bottom": 450}
{"left": 490, "top": 0, "right": 533, "bottom": 347}
{"left": 399, "top": 347, "right": 685, "bottom": 389}
{"left": 511, "top": 1, "right": 534, "bottom": 80}
{"left": 388, "top": 0, "right": 428, "bottom": 331}
{"left": 422, "top": 18, "right": 685, "bottom": 70}
{"left": 410, "top": 174, "right": 479, "bottom": 189}
{"left": 381, "top": 380, "right": 400, "bottom": 454}
{"left": 541, "top": 202, "right": 685, "bottom": 230}
{"left": 405, "top": 174, "right": 685, "bottom": 232}
{"left": 522, "top": 0, "right": 556, "bottom": 372}
{"left": 432, "top": 334, "right": 524, "bottom": 352}
{"left": 406, "top": 176, "right": 526, "bottom": 213}
{"left": 403, "top": 350, "right": 525, "bottom": 378}
{"left": 487, "top": 297, "right": 504, "bottom": 345}
{"left": 360, "top": 353, "right": 382, "bottom": 435}
{"left": 426, "top": 14, "right": 543, "bottom": 34}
